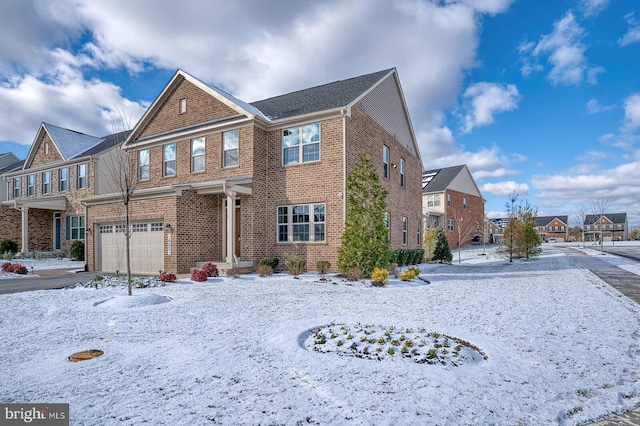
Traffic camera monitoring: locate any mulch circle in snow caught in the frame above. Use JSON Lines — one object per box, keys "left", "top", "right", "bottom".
{"left": 69, "top": 350, "right": 104, "bottom": 362}
{"left": 305, "top": 323, "right": 487, "bottom": 366}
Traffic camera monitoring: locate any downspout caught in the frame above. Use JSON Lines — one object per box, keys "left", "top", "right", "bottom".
{"left": 80, "top": 200, "right": 89, "bottom": 272}
{"left": 342, "top": 109, "right": 348, "bottom": 222}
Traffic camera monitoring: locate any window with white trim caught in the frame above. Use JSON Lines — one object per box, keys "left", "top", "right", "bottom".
{"left": 58, "top": 168, "right": 68, "bottom": 192}
{"left": 282, "top": 123, "right": 320, "bottom": 165}
{"left": 402, "top": 216, "right": 408, "bottom": 245}
{"left": 13, "top": 177, "right": 21, "bottom": 198}
{"left": 69, "top": 216, "right": 85, "bottom": 240}
{"left": 447, "top": 194, "right": 451, "bottom": 206}
{"left": 77, "top": 163, "right": 88, "bottom": 189}
{"left": 133, "top": 223, "right": 148, "bottom": 232}
{"left": 179, "top": 98, "right": 187, "bottom": 114}
{"left": 139, "top": 149, "right": 150, "bottom": 180}
{"left": 151, "top": 223, "right": 164, "bottom": 232}
{"left": 41, "top": 170, "right": 51, "bottom": 194}
{"left": 27, "top": 174, "right": 35, "bottom": 196}
{"left": 99, "top": 225, "right": 113, "bottom": 234}
{"left": 463, "top": 197, "right": 467, "bottom": 209}
{"left": 448, "top": 219, "right": 454, "bottom": 232}
{"left": 163, "top": 144, "right": 176, "bottom": 177}
{"left": 223, "top": 130, "right": 239, "bottom": 167}
{"left": 277, "top": 203, "right": 325, "bottom": 242}
{"left": 191, "top": 137, "right": 205, "bottom": 172}
{"left": 115, "top": 224, "right": 126, "bottom": 233}
{"left": 426, "top": 194, "right": 440, "bottom": 207}
{"left": 400, "top": 158, "right": 405, "bottom": 187}
{"left": 383, "top": 145, "right": 389, "bottom": 178}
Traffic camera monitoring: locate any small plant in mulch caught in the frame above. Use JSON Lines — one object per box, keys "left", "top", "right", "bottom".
{"left": 226, "top": 268, "right": 243, "bottom": 279}
{"left": 256, "top": 264, "right": 273, "bottom": 277}
{"left": 201, "top": 262, "right": 219, "bottom": 277}
{"left": 370, "top": 267, "right": 388, "bottom": 286}
{"left": 316, "top": 260, "right": 331, "bottom": 281}
{"left": 191, "top": 268, "right": 208, "bottom": 282}
{"left": 285, "top": 256, "right": 306, "bottom": 278}
{"left": 258, "top": 257, "right": 279, "bottom": 271}
{"left": 159, "top": 271, "right": 177, "bottom": 283}
{"left": 346, "top": 266, "right": 364, "bottom": 282}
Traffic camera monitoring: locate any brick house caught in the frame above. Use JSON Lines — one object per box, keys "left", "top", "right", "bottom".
{"left": 536, "top": 215, "right": 569, "bottom": 242}
{"left": 1, "top": 123, "right": 129, "bottom": 256}
{"left": 422, "top": 164, "right": 484, "bottom": 249}
{"left": 82, "top": 68, "right": 423, "bottom": 274}
{"left": 487, "top": 219, "right": 504, "bottom": 244}
{"left": 0, "top": 153, "right": 24, "bottom": 247}
{"left": 584, "top": 213, "right": 628, "bottom": 242}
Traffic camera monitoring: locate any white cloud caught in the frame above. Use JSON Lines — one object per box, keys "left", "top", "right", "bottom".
{"left": 460, "top": 82, "right": 520, "bottom": 133}
{"left": 577, "top": 151, "right": 608, "bottom": 162}
{"left": 520, "top": 12, "right": 603, "bottom": 86}
{"left": 619, "top": 12, "right": 640, "bottom": 46}
{"left": 481, "top": 181, "right": 530, "bottom": 197}
{"left": 444, "top": 0, "right": 515, "bottom": 15}
{"left": 623, "top": 93, "right": 640, "bottom": 131}
{"left": 578, "top": 0, "right": 609, "bottom": 17}
{"left": 586, "top": 99, "right": 614, "bottom": 114}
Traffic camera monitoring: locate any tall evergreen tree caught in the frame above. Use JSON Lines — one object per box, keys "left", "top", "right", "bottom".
{"left": 432, "top": 228, "right": 452, "bottom": 263}
{"left": 337, "top": 154, "right": 389, "bottom": 277}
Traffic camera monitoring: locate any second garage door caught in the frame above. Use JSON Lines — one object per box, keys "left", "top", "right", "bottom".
{"left": 97, "top": 222, "right": 164, "bottom": 275}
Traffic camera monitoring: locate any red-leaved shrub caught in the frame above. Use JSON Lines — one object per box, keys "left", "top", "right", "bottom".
{"left": 1, "top": 262, "right": 12, "bottom": 272}
{"left": 201, "top": 262, "right": 219, "bottom": 277}
{"left": 2, "top": 262, "right": 27, "bottom": 274}
{"left": 159, "top": 271, "right": 177, "bottom": 283}
{"left": 190, "top": 268, "right": 208, "bottom": 282}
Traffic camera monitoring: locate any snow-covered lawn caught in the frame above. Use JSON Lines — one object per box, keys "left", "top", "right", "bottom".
{"left": 1, "top": 246, "right": 640, "bottom": 425}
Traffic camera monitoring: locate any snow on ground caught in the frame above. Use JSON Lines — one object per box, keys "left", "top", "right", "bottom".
{"left": 1, "top": 246, "right": 640, "bottom": 425}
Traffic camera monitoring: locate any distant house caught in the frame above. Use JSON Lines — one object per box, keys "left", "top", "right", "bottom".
{"left": 1, "top": 123, "right": 129, "bottom": 256}
{"left": 0, "top": 154, "right": 25, "bottom": 247}
{"left": 584, "top": 213, "right": 628, "bottom": 242}
{"left": 422, "top": 164, "right": 484, "bottom": 248}
{"left": 487, "top": 219, "right": 504, "bottom": 244}
{"left": 536, "top": 215, "right": 569, "bottom": 242}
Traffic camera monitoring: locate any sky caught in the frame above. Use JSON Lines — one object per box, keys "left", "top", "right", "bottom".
{"left": 0, "top": 0, "right": 639, "bottom": 226}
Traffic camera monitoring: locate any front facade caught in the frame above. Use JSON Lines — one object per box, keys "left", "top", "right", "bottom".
{"left": 83, "top": 68, "right": 423, "bottom": 274}
{"left": 0, "top": 154, "right": 24, "bottom": 247}
{"left": 584, "top": 213, "right": 628, "bottom": 242}
{"left": 1, "top": 124, "right": 128, "bottom": 256}
{"left": 422, "top": 165, "right": 484, "bottom": 249}
{"left": 536, "top": 215, "right": 569, "bottom": 242}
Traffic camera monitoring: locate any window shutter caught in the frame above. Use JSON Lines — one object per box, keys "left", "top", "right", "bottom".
{"left": 66, "top": 216, "right": 70, "bottom": 240}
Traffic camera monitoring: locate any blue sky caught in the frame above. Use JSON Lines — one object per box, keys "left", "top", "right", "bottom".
{"left": 1, "top": 0, "right": 639, "bottom": 226}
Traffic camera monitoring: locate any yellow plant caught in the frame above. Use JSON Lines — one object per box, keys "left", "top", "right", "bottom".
{"left": 371, "top": 267, "right": 388, "bottom": 284}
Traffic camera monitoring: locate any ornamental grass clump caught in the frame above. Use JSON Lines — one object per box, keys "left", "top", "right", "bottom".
{"left": 285, "top": 255, "right": 306, "bottom": 277}
{"left": 316, "top": 260, "right": 331, "bottom": 280}
{"left": 256, "top": 264, "right": 273, "bottom": 277}
{"left": 370, "top": 267, "right": 388, "bottom": 287}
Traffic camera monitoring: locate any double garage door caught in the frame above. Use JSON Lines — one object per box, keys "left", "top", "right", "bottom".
{"left": 97, "top": 222, "right": 164, "bottom": 275}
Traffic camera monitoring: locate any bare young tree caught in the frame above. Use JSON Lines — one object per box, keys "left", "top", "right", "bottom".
{"left": 504, "top": 191, "right": 519, "bottom": 263}
{"left": 574, "top": 205, "right": 587, "bottom": 245}
{"left": 449, "top": 205, "right": 479, "bottom": 264}
{"left": 107, "top": 109, "right": 136, "bottom": 295}
{"left": 591, "top": 198, "right": 609, "bottom": 254}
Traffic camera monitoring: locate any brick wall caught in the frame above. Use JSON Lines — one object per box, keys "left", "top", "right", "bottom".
{"left": 0, "top": 206, "right": 21, "bottom": 249}
{"left": 444, "top": 189, "right": 484, "bottom": 249}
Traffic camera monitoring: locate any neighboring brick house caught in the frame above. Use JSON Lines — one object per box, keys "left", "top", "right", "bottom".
{"left": 422, "top": 164, "right": 484, "bottom": 249}
{"left": 536, "top": 215, "right": 569, "bottom": 242}
{"left": 1, "top": 123, "right": 130, "bottom": 256}
{"left": 584, "top": 213, "right": 628, "bottom": 242}
{"left": 487, "top": 219, "right": 503, "bottom": 244}
{"left": 0, "top": 153, "right": 24, "bottom": 247}
{"left": 81, "top": 68, "right": 423, "bottom": 274}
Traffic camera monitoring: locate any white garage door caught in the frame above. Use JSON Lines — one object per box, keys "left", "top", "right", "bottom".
{"left": 97, "top": 222, "right": 164, "bottom": 274}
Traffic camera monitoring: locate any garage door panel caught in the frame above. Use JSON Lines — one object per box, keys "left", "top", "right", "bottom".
{"left": 98, "top": 222, "right": 164, "bottom": 275}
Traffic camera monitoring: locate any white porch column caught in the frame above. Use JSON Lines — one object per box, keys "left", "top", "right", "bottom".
{"left": 21, "top": 206, "right": 29, "bottom": 256}
{"left": 225, "top": 190, "right": 236, "bottom": 265}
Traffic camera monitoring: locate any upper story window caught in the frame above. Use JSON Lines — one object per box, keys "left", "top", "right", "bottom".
{"left": 77, "top": 163, "right": 88, "bottom": 189}
{"left": 447, "top": 194, "right": 451, "bottom": 206}
{"left": 58, "top": 168, "right": 68, "bottom": 192}
{"left": 383, "top": 145, "right": 389, "bottom": 179}
{"left": 191, "top": 137, "right": 205, "bottom": 172}
{"left": 27, "top": 174, "right": 35, "bottom": 196}
{"left": 163, "top": 144, "right": 176, "bottom": 177}
{"left": 13, "top": 177, "right": 21, "bottom": 198}
{"left": 448, "top": 218, "right": 454, "bottom": 232}
{"left": 463, "top": 197, "right": 467, "bottom": 209}
{"left": 179, "top": 98, "right": 187, "bottom": 114}
{"left": 426, "top": 194, "right": 440, "bottom": 207}
{"left": 223, "top": 130, "right": 239, "bottom": 168}
{"left": 41, "top": 171, "right": 51, "bottom": 194}
{"left": 282, "top": 123, "right": 320, "bottom": 166}
{"left": 277, "top": 203, "right": 325, "bottom": 242}
{"left": 138, "top": 149, "right": 150, "bottom": 181}
{"left": 400, "top": 158, "right": 405, "bottom": 187}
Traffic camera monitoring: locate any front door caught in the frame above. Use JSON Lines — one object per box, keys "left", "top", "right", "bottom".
{"left": 235, "top": 207, "right": 241, "bottom": 257}
{"left": 54, "top": 213, "right": 61, "bottom": 250}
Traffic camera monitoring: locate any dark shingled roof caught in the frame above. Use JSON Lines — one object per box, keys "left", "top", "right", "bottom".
{"left": 0, "top": 159, "right": 25, "bottom": 174}
{"left": 536, "top": 215, "right": 568, "bottom": 227}
{"left": 250, "top": 69, "right": 393, "bottom": 120}
{"left": 584, "top": 213, "right": 627, "bottom": 225}
{"left": 80, "top": 130, "right": 133, "bottom": 157}
{"left": 422, "top": 165, "right": 466, "bottom": 193}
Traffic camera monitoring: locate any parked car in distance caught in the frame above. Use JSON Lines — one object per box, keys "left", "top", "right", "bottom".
{"left": 548, "top": 238, "right": 556, "bottom": 243}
